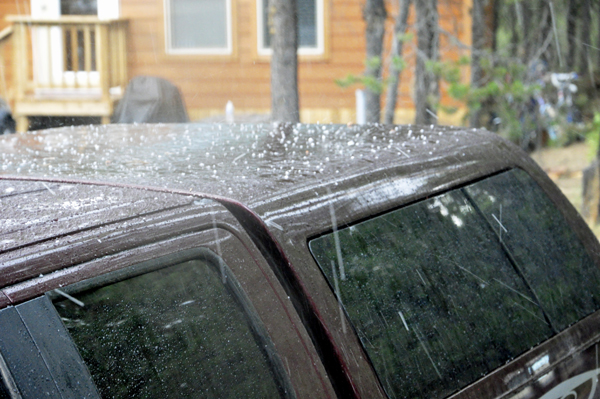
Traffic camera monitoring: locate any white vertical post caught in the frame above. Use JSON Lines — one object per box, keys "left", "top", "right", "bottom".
{"left": 355, "top": 89, "right": 366, "bottom": 124}
{"left": 31, "top": 0, "right": 62, "bottom": 87}
{"left": 225, "top": 100, "right": 234, "bottom": 123}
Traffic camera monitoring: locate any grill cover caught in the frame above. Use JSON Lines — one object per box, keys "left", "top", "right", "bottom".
{"left": 112, "top": 76, "right": 189, "bottom": 123}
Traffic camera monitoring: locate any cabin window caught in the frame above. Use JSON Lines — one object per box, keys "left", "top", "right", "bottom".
{"left": 165, "top": 0, "right": 232, "bottom": 54}
{"left": 257, "top": 0, "right": 324, "bottom": 55}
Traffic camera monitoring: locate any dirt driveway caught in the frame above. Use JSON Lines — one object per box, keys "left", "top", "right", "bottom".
{"left": 530, "top": 142, "right": 600, "bottom": 237}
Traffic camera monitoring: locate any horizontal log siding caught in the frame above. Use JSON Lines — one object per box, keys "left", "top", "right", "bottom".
{"left": 0, "top": 1, "right": 29, "bottom": 105}
{"left": 2, "top": 0, "right": 470, "bottom": 123}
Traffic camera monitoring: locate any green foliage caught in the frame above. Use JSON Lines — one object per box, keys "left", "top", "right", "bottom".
{"left": 365, "top": 56, "right": 381, "bottom": 70}
{"left": 431, "top": 55, "right": 541, "bottom": 146}
{"left": 396, "top": 31, "right": 413, "bottom": 43}
{"left": 335, "top": 55, "right": 406, "bottom": 95}
{"left": 391, "top": 55, "right": 406, "bottom": 71}
{"left": 448, "top": 83, "right": 470, "bottom": 101}
{"left": 586, "top": 112, "right": 600, "bottom": 160}
{"left": 335, "top": 74, "right": 385, "bottom": 94}
{"left": 335, "top": 74, "right": 362, "bottom": 88}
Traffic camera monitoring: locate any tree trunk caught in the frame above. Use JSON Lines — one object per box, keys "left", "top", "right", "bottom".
{"left": 578, "top": 0, "right": 591, "bottom": 76}
{"left": 509, "top": 3, "right": 519, "bottom": 58}
{"left": 414, "top": 0, "right": 438, "bottom": 125}
{"left": 383, "top": 0, "right": 411, "bottom": 125}
{"left": 491, "top": 0, "right": 500, "bottom": 53}
{"left": 566, "top": 0, "right": 578, "bottom": 68}
{"left": 520, "top": 1, "right": 532, "bottom": 63}
{"left": 532, "top": 1, "right": 554, "bottom": 69}
{"left": 363, "top": 0, "right": 387, "bottom": 123}
{"left": 271, "top": 0, "right": 299, "bottom": 122}
{"left": 597, "top": 3, "right": 600, "bottom": 69}
{"left": 470, "top": 0, "right": 485, "bottom": 127}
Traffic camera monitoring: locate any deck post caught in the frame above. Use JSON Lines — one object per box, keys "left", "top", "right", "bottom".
{"left": 96, "top": 23, "right": 111, "bottom": 121}
{"left": 16, "top": 116, "right": 28, "bottom": 133}
{"left": 13, "top": 23, "right": 28, "bottom": 132}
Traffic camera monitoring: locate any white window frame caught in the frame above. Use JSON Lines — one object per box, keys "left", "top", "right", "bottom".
{"left": 164, "top": 0, "right": 233, "bottom": 55}
{"left": 256, "top": 0, "right": 324, "bottom": 56}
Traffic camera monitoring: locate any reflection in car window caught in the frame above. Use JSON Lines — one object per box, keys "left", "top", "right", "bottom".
{"left": 465, "top": 169, "right": 600, "bottom": 331}
{"left": 52, "top": 255, "right": 287, "bottom": 398}
{"left": 0, "top": 380, "right": 9, "bottom": 399}
{"left": 309, "top": 169, "right": 600, "bottom": 399}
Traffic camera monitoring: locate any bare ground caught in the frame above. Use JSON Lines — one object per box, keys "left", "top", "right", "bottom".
{"left": 530, "top": 141, "right": 600, "bottom": 237}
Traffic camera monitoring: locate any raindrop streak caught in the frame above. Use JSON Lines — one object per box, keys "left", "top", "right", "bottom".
{"left": 266, "top": 220, "right": 284, "bottom": 231}
{"left": 510, "top": 300, "right": 547, "bottom": 324}
{"left": 232, "top": 152, "right": 248, "bottom": 163}
{"left": 398, "top": 310, "right": 409, "bottom": 332}
{"left": 331, "top": 260, "right": 347, "bottom": 334}
{"left": 492, "top": 278, "right": 538, "bottom": 306}
{"left": 396, "top": 146, "right": 410, "bottom": 158}
{"left": 327, "top": 188, "right": 346, "bottom": 280}
{"left": 440, "top": 255, "right": 488, "bottom": 286}
{"left": 415, "top": 269, "right": 427, "bottom": 286}
{"left": 42, "top": 182, "right": 56, "bottom": 196}
{"left": 211, "top": 213, "right": 226, "bottom": 284}
{"left": 413, "top": 326, "right": 442, "bottom": 379}
{"left": 425, "top": 108, "right": 438, "bottom": 121}
{"left": 55, "top": 289, "right": 84, "bottom": 307}
{"left": 492, "top": 204, "right": 508, "bottom": 243}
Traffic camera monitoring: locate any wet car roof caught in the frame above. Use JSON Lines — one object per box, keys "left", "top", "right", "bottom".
{"left": 0, "top": 123, "right": 545, "bottom": 269}
{"left": 0, "top": 123, "right": 525, "bottom": 203}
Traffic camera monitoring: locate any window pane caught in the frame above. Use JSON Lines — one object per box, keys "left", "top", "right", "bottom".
{"left": 0, "top": 380, "right": 9, "bottom": 399}
{"left": 60, "top": 0, "right": 98, "bottom": 15}
{"left": 262, "top": 0, "right": 317, "bottom": 49}
{"left": 298, "top": 0, "right": 317, "bottom": 47}
{"left": 465, "top": 169, "right": 600, "bottom": 331}
{"left": 61, "top": 0, "right": 97, "bottom": 15}
{"left": 262, "top": 1, "right": 271, "bottom": 48}
{"left": 53, "top": 258, "right": 284, "bottom": 398}
{"left": 170, "top": 0, "right": 228, "bottom": 49}
{"left": 309, "top": 170, "right": 592, "bottom": 398}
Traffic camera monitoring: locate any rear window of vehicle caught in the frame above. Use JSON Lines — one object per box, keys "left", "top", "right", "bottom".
{"left": 51, "top": 250, "right": 290, "bottom": 398}
{"left": 309, "top": 168, "right": 600, "bottom": 399}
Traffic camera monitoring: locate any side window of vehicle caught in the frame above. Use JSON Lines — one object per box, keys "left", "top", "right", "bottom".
{"left": 49, "top": 249, "right": 291, "bottom": 398}
{"left": 464, "top": 168, "right": 600, "bottom": 331}
{"left": 309, "top": 169, "right": 600, "bottom": 399}
{"left": 0, "top": 356, "right": 15, "bottom": 399}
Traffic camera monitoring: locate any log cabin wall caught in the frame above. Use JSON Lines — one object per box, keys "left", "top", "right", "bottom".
{"left": 0, "top": 0, "right": 29, "bottom": 103}
{"left": 2, "top": 0, "right": 473, "bottom": 124}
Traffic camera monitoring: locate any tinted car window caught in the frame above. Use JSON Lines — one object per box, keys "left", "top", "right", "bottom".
{"left": 309, "top": 169, "right": 600, "bottom": 399}
{"left": 52, "top": 254, "right": 287, "bottom": 398}
{"left": 464, "top": 169, "right": 600, "bottom": 331}
{"left": 0, "top": 378, "right": 9, "bottom": 399}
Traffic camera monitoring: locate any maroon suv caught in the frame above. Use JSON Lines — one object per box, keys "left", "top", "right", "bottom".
{"left": 1, "top": 123, "right": 599, "bottom": 399}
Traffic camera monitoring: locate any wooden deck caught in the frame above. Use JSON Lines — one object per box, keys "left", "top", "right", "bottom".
{"left": 6, "top": 16, "right": 127, "bottom": 132}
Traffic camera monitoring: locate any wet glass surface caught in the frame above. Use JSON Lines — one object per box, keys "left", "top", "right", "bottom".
{"left": 465, "top": 169, "right": 600, "bottom": 331}
{"left": 53, "top": 258, "right": 283, "bottom": 399}
{"left": 310, "top": 169, "right": 600, "bottom": 398}
{"left": 0, "top": 380, "right": 9, "bottom": 399}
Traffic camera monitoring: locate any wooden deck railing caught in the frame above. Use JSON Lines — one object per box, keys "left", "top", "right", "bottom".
{"left": 6, "top": 16, "right": 127, "bottom": 132}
